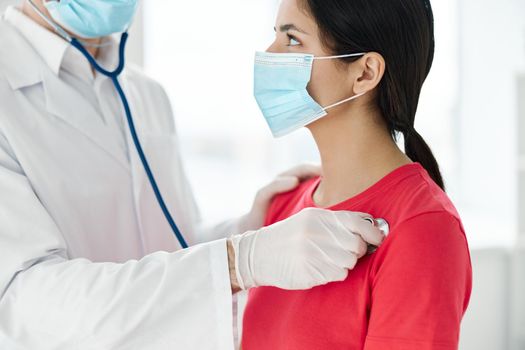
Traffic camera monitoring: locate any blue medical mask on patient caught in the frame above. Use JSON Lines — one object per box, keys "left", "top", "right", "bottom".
{"left": 43, "top": 0, "right": 139, "bottom": 38}
{"left": 254, "top": 52, "right": 367, "bottom": 138}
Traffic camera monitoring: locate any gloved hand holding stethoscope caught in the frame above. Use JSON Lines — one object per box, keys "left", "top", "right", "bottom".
{"left": 225, "top": 164, "right": 389, "bottom": 291}
{"left": 230, "top": 209, "right": 388, "bottom": 291}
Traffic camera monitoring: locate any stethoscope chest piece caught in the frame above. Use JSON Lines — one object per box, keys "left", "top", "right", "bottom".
{"left": 364, "top": 217, "right": 390, "bottom": 254}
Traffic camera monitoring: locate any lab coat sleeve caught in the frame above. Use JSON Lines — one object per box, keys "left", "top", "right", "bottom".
{"left": 0, "top": 137, "right": 235, "bottom": 350}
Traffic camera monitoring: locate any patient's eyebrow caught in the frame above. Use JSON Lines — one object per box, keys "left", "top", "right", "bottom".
{"left": 274, "top": 24, "right": 309, "bottom": 34}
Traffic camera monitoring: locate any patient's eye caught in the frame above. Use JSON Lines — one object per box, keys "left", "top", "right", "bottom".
{"left": 287, "top": 34, "right": 301, "bottom": 47}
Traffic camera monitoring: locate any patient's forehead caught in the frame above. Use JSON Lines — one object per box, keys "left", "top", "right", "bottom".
{"left": 275, "top": 0, "right": 318, "bottom": 33}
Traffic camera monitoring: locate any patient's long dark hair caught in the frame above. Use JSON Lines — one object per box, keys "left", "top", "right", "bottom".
{"left": 301, "top": 0, "right": 445, "bottom": 190}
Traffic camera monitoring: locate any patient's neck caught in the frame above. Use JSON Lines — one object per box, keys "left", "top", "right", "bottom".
{"left": 308, "top": 103, "right": 412, "bottom": 208}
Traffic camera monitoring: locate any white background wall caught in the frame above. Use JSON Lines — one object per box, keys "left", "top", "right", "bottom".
{"left": 1, "top": 1, "right": 524, "bottom": 349}
{"left": 455, "top": 0, "right": 525, "bottom": 348}
{"left": 456, "top": 0, "right": 525, "bottom": 248}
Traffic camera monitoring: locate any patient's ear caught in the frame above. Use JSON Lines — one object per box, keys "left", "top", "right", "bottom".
{"left": 351, "top": 53, "right": 385, "bottom": 95}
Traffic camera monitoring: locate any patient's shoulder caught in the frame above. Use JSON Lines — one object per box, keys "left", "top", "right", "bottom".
{"left": 264, "top": 177, "right": 320, "bottom": 226}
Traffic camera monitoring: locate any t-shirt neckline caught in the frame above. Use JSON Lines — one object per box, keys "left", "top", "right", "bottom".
{"left": 304, "top": 162, "right": 424, "bottom": 210}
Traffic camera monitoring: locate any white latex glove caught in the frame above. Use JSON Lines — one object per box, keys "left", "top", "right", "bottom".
{"left": 230, "top": 208, "right": 385, "bottom": 290}
{"left": 236, "top": 164, "right": 322, "bottom": 234}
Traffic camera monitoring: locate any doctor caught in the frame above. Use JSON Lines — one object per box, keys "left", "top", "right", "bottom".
{"left": 0, "top": 0, "right": 385, "bottom": 349}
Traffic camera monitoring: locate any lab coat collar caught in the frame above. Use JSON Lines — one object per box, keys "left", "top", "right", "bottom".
{"left": 0, "top": 17, "right": 43, "bottom": 90}
{"left": 42, "top": 69, "right": 131, "bottom": 170}
{"left": 4, "top": 6, "right": 69, "bottom": 78}
{"left": 0, "top": 17, "right": 130, "bottom": 171}
{"left": 3, "top": 6, "right": 121, "bottom": 86}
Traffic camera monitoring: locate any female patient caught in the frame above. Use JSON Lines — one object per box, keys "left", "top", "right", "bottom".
{"left": 242, "top": 0, "right": 472, "bottom": 349}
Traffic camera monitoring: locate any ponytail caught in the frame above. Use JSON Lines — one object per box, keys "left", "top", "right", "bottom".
{"left": 404, "top": 128, "right": 445, "bottom": 190}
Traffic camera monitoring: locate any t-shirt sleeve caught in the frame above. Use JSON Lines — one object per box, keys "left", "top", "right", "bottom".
{"left": 364, "top": 211, "right": 472, "bottom": 350}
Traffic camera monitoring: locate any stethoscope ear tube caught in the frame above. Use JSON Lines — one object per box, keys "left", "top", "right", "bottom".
{"left": 67, "top": 32, "right": 189, "bottom": 249}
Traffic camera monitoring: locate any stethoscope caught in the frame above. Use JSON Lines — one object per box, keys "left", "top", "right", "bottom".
{"left": 364, "top": 218, "right": 390, "bottom": 253}
{"left": 28, "top": 0, "right": 189, "bottom": 249}
{"left": 27, "top": 1, "right": 390, "bottom": 253}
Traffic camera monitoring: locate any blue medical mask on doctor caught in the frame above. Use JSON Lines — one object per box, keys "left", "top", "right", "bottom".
{"left": 44, "top": 0, "right": 139, "bottom": 39}
{"left": 254, "top": 51, "right": 367, "bottom": 138}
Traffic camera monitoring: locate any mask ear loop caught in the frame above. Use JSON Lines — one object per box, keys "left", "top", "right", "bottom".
{"left": 27, "top": 0, "right": 114, "bottom": 48}
{"left": 312, "top": 52, "right": 368, "bottom": 111}
{"left": 313, "top": 52, "right": 366, "bottom": 60}
{"left": 322, "top": 91, "right": 367, "bottom": 111}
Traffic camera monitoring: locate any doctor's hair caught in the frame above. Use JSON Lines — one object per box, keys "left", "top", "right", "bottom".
{"left": 301, "top": 0, "right": 445, "bottom": 190}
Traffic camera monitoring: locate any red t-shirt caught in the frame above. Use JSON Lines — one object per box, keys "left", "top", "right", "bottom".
{"left": 242, "top": 163, "right": 472, "bottom": 350}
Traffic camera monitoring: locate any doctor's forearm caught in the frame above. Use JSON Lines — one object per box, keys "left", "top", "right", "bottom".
{"left": 228, "top": 239, "right": 242, "bottom": 293}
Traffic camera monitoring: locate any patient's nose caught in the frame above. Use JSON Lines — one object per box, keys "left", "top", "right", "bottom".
{"left": 266, "top": 41, "right": 283, "bottom": 54}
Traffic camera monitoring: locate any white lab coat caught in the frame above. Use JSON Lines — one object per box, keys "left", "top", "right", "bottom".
{"left": 0, "top": 15, "right": 235, "bottom": 350}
